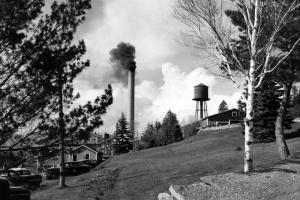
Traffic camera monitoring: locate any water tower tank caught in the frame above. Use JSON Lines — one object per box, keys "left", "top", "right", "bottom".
{"left": 193, "top": 83, "right": 209, "bottom": 101}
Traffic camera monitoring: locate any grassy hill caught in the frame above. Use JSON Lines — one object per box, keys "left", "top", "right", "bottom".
{"left": 102, "top": 125, "right": 300, "bottom": 199}
{"left": 33, "top": 124, "right": 300, "bottom": 200}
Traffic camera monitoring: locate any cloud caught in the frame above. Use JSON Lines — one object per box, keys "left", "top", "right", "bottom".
{"left": 74, "top": 0, "right": 196, "bottom": 89}
{"left": 76, "top": 0, "right": 106, "bottom": 36}
{"left": 135, "top": 63, "right": 240, "bottom": 129}
{"left": 82, "top": 63, "right": 240, "bottom": 134}
{"left": 70, "top": 0, "right": 240, "bottom": 134}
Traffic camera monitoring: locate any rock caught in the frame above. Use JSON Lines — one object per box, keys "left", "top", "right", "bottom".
{"left": 235, "top": 146, "right": 242, "bottom": 151}
{"left": 158, "top": 192, "right": 174, "bottom": 200}
{"left": 198, "top": 181, "right": 212, "bottom": 187}
{"left": 169, "top": 185, "right": 186, "bottom": 200}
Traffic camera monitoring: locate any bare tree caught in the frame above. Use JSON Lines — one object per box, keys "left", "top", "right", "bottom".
{"left": 174, "top": 0, "right": 300, "bottom": 172}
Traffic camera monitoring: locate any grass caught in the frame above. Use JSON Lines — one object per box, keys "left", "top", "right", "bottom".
{"left": 32, "top": 123, "right": 300, "bottom": 200}
{"left": 102, "top": 125, "right": 300, "bottom": 200}
{"left": 31, "top": 162, "right": 118, "bottom": 200}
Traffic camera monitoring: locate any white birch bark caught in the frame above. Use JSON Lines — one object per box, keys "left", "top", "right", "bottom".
{"left": 244, "top": 71, "right": 254, "bottom": 172}
{"left": 243, "top": 0, "right": 258, "bottom": 173}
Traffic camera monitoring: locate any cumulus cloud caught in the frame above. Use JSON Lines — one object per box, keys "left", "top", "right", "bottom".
{"left": 75, "top": 0, "right": 196, "bottom": 89}
{"left": 81, "top": 63, "right": 240, "bottom": 134}
{"left": 70, "top": 0, "right": 240, "bottom": 135}
{"left": 135, "top": 63, "right": 240, "bottom": 129}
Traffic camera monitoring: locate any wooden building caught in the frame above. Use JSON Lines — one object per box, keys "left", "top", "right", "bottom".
{"left": 69, "top": 145, "right": 100, "bottom": 162}
{"left": 43, "top": 145, "right": 101, "bottom": 170}
{"left": 201, "top": 108, "right": 245, "bottom": 127}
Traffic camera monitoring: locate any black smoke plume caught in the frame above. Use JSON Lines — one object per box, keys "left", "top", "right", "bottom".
{"left": 109, "top": 42, "right": 136, "bottom": 85}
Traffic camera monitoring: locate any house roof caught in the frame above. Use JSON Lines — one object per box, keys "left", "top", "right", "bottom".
{"left": 72, "top": 144, "right": 98, "bottom": 153}
{"left": 201, "top": 108, "right": 240, "bottom": 121}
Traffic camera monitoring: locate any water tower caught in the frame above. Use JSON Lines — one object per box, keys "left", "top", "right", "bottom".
{"left": 193, "top": 83, "right": 209, "bottom": 120}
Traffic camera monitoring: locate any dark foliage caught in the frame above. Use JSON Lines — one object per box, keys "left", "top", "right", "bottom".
{"left": 141, "top": 111, "right": 183, "bottom": 149}
{"left": 237, "top": 99, "right": 246, "bottom": 113}
{"left": 0, "top": 152, "right": 23, "bottom": 169}
{"left": 291, "top": 89, "right": 300, "bottom": 117}
{"left": 160, "top": 111, "right": 183, "bottom": 145}
{"left": 0, "top": 1, "right": 114, "bottom": 179}
{"left": 140, "top": 121, "right": 161, "bottom": 148}
{"left": 0, "top": 0, "right": 93, "bottom": 146}
{"left": 218, "top": 100, "right": 229, "bottom": 113}
{"left": 253, "top": 79, "right": 281, "bottom": 142}
{"left": 113, "top": 113, "right": 132, "bottom": 154}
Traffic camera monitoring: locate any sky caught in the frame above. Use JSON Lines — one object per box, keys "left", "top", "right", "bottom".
{"left": 71, "top": 0, "right": 241, "bottom": 135}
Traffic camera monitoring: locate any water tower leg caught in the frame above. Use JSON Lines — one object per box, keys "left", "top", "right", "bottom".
{"left": 200, "top": 101, "right": 203, "bottom": 119}
{"left": 203, "top": 101, "right": 208, "bottom": 118}
{"left": 195, "top": 101, "right": 199, "bottom": 121}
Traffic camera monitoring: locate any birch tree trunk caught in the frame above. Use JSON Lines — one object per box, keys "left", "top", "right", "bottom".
{"left": 275, "top": 83, "right": 291, "bottom": 160}
{"left": 243, "top": 0, "right": 258, "bottom": 172}
{"left": 244, "top": 69, "right": 254, "bottom": 172}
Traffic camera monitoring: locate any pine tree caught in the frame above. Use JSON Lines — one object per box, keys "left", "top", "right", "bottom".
{"left": 0, "top": 0, "right": 53, "bottom": 145}
{"left": 141, "top": 121, "right": 162, "bottom": 149}
{"left": 29, "top": 0, "right": 114, "bottom": 187}
{"left": 253, "top": 78, "right": 281, "bottom": 142}
{"left": 218, "top": 100, "right": 229, "bottom": 113}
{"left": 113, "top": 113, "right": 132, "bottom": 154}
{"left": 141, "top": 123, "right": 156, "bottom": 149}
{"left": 159, "top": 111, "right": 183, "bottom": 145}
{"left": 45, "top": 0, "right": 90, "bottom": 187}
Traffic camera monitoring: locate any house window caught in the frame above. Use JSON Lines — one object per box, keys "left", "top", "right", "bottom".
{"left": 72, "top": 154, "right": 77, "bottom": 162}
{"left": 232, "top": 111, "right": 237, "bottom": 118}
{"left": 85, "top": 153, "right": 90, "bottom": 160}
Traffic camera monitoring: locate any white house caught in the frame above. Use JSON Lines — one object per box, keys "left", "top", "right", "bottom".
{"left": 42, "top": 145, "right": 101, "bottom": 170}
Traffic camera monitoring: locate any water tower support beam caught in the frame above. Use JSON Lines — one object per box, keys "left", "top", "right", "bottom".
{"left": 200, "top": 101, "right": 204, "bottom": 119}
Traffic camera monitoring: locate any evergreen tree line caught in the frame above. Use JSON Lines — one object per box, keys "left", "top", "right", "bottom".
{"left": 140, "top": 110, "right": 183, "bottom": 149}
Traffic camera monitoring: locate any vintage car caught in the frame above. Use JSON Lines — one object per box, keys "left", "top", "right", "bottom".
{"left": 11, "top": 168, "right": 42, "bottom": 189}
{"left": 46, "top": 161, "right": 91, "bottom": 179}
{"left": 0, "top": 169, "right": 42, "bottom": 190}
{"left": 0, "top": 178, "right": 31, "bottom": 200}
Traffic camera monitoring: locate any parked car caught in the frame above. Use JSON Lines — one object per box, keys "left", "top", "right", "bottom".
{"left": 0, "top": 169, "right": 41, "bottom": 190}
{"left": 46, "top": 161, "right": 91, "bottom": 179}
{"left": 45, "top": 167, "right": 60, "bottom": 180}
{"left": 11, "top": 168, "right": 42, "bottom": 188}
{"left": 77, "top": 160, "right": 100, "bottom": 168}
{"left": 0, "top": 178, "right": 31, "bottom": 200}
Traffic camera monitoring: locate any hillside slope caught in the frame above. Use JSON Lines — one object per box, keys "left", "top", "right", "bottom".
{"left": 32, "top": 124, "right": 300, "bottom": 200}
{"left": 102, "top": 126, "right": 300, "bottom": 200}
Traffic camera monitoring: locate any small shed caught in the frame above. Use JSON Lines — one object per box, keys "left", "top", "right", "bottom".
{"left": 201, "top": 108, "right": 245, "bottom": 127}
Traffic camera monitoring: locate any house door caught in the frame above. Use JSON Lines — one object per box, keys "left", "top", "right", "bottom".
{"left": 72, "top": 154, "right": 77, "bottom": 162}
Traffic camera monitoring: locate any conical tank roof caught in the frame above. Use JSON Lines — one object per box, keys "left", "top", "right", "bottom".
{"left": 195, "top": 83, "right": 207, "bottom": 87}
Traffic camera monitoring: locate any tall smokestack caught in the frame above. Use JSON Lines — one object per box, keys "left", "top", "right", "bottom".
{"left": 109, "top": 42, "right": 136, "bottom": 141}
{"left": 128, "top": 69, "right": 135, "bottom": 140}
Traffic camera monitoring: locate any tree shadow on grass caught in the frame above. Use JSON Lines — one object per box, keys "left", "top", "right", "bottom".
{"left": 61, "top": 183, "right": 88, "bottom": 189}
{"left": 250, "top": 153, "right": 300, "bottom": 175}
{"left": 252, "top": 167, "right": 298, "bottom": 174}
{"left": 285, "top": 128, "right": 300, "bottom": 140}
{"left": 285, "top": 157, "right": 300, "bottom": 165}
